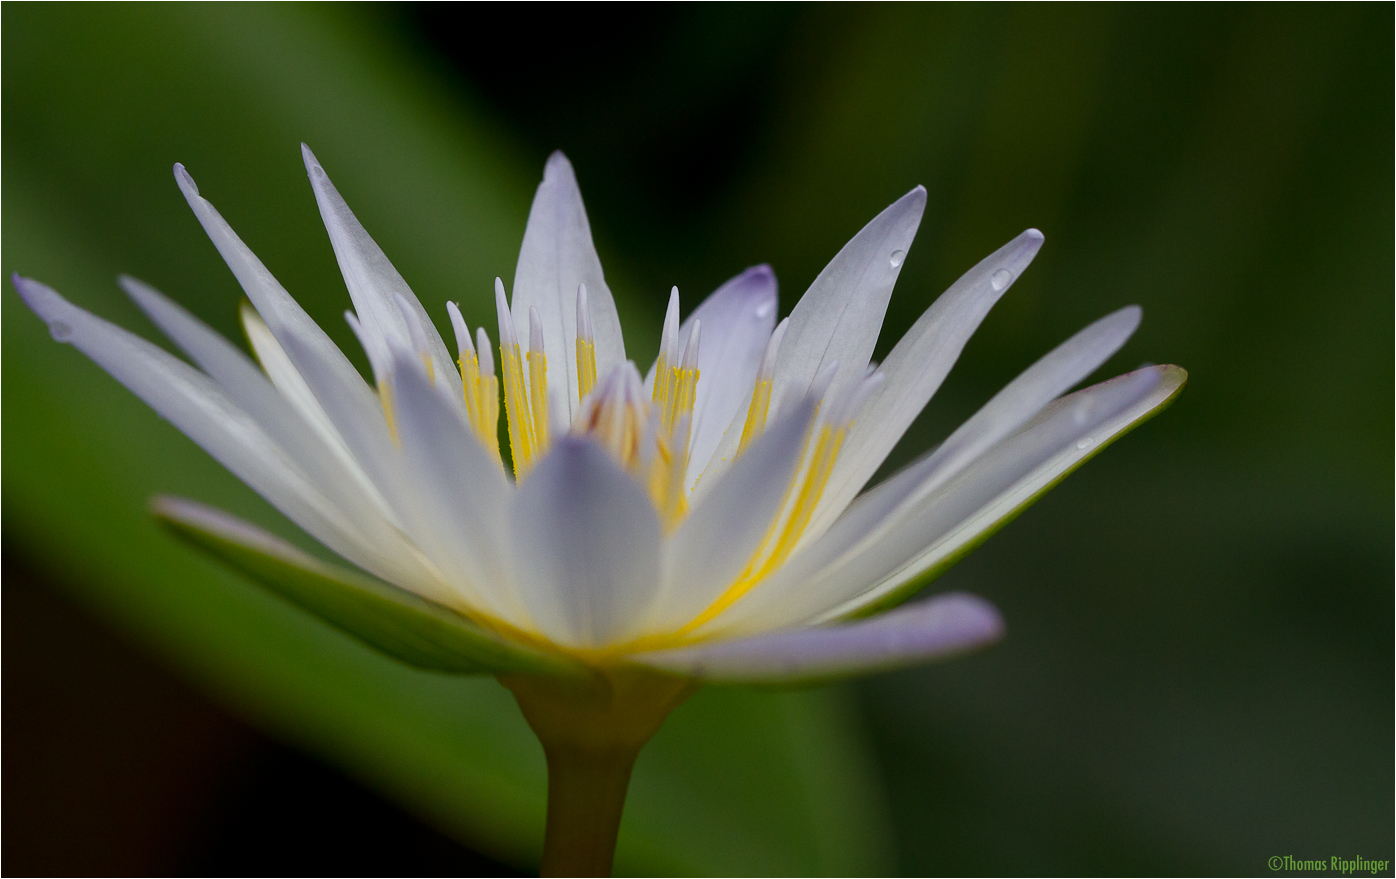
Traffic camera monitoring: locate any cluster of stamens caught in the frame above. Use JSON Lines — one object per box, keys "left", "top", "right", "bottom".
{"left": 408, "top": 280, "right": 883, "bottom": 636}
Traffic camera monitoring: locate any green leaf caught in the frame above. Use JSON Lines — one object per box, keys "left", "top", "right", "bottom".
{"left": 152, "top": 496, "right": 583, "bottom": 677}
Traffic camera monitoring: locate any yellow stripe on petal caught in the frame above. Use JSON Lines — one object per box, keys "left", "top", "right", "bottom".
{"left": 677, "top": 420, "right": 843, "bottom": 634}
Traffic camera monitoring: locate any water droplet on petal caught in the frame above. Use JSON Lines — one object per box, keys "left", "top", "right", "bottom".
{"left": 991, "top": 269, "right": 1013, "bottom": 291}
{"left": 1076, "top": 437, "right": 1095, "bottom": 451}
{"left": 49, "top": 321, "right": 72, "bottom": 342}
{"left": 889, "top": 250, "right": 905, "bottom": 269}
{"left": 755, "top": 301, "right": 774, "bottom": 319}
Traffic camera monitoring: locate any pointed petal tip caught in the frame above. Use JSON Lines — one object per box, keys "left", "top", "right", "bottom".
{"left": 944, "top": 591, "right": 1006, "bottom": 642}
{"left": 150, "top": 496, "right": 294, "bottom": 565}
{"left": 1116, "top": 303, "right": 1143, "bottom": 334}
{"left": 150, "top": 494, "right": 248, "bottom": 540}
{"left": 301, "top": 144, "right": 328, "bottom": 181}
{"left": 493, "top": 280, "right": 517, "bottom": 346}
{"left": 1008, "top": 228, "right": 1045, "bottom": 263}
{"left": 173, "top": 163, "right": 198, "bottom": 196}
{"left": 11, "top": 273, "right": 47, "bottom": 307}
{"left": 149, "top": 493, "right": 194, "bottom": 520}
{"left": 736, "top": 264, "right": 779, "bottom": 293}
{"left": 10, "top": 273, "right": 46, "bottom": 313}
{"left": 898, "top": 185, "right": 927, "bottom": 210}
{"left": 116, "top": 274, "right": 156, "bottom": 302}
{"left": 1141, "top": 362, "right": 1188, "bottom": 395}
{"left": 543, "top": 150, "right": 575, "bottom": 180}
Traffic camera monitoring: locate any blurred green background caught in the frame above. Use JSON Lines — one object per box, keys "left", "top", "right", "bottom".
{"left": 3, "top": 3, "right": 1391, "bottom": 875}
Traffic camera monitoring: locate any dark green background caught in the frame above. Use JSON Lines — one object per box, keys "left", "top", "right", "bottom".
{"left": 3, "top": 4, "right": 1391, "bottom": 875}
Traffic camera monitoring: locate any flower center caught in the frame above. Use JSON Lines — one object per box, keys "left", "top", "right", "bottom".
{"left": 439, "top": 281, "right": 883, "bottom": 647}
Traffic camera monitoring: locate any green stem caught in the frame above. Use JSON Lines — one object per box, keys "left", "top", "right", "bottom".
{"left": 538, "top": 738, "right": 639, "bottom": 876}
{"left": 500, "top": 668, "right": 696, "bottom": 877}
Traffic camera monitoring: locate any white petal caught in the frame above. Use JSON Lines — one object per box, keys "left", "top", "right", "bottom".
{"left": 300, "top": 145, "right": 464, "bottom": 414}
{"left": 119, "top": 277, "right": 391, "bottom": 530}
{"left": 510, "top": 152, "right": 625, "bottom": 422}
{"left": 240, "top": 305, "right": 369, "bottom": 480}
{"left": 672, "top": 266, "right": 778, "bottom": 488}
{"left": 689, "top": 317, "right": 790, "bottom": 505}
{"left": 633, "top": 592, "right": 1003, "bottom": 683}
{"left": 820, "top": 364, "right": 1187, "bottom": 621}
{"left": 446, "top": 300, "right": 473, "bottom": 358}
{"left": 390, "top": 355, "right": 522, "bottom": 622}
{"left": 769, "top": 186, "right": 926, "bottom": 415}
{"left": 173, "top": 163, "right": 370, "bottom": 411}
{"left": 510, "top": 437, "right": 661, "bottom": 648}
{"left": 712, "top": 364, "right": 1174, "bottom": 635}
{"left": 175, "top": 162, "right": 418, "bottom": 532}
{"left": 276, "top": 326, "right": 415, "bottom": 525}
{"left": 808, "top": 229, "right": 1044, "bottom": 540}
{"left": 701, "top": 306, "right": 1144, "bottom": 634}
{"left": 796, "top": 304, "right": 1140, "bottom": 557}
{"left": 648, "top": 397, "right": 816, "bottom": 633}
{"left": 12, "top": 275, "right": 424, "bottom": 585}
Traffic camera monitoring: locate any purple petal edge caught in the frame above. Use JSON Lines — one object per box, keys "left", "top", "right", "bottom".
{"left": 632, "top": 592, "right": 1004, "bottom": 683}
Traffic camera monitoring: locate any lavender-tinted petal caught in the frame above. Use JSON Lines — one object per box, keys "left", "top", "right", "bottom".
{"left": 633, "top": 592, "right": 1003, "bottom": 683}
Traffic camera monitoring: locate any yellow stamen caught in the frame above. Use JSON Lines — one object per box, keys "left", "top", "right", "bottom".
{"left": 459, "top": 351, "right": 482, "bottom": 431}
{"left": 652, "top": 350, "right": 670, "bottom": 408}
{"left": 528, "top": 348, "right": 550, "bottom": 453}
{"left": 479, "top": 374, "right": 501, "bottom": 462}
{"left": 642, "top": 351, "right": 699, "bottom": 524}
{"left": 500, "top": 341, "right": 536, "bottom": 478}
{"left": 577, "top": 337, "right": 597, "bottom": 402}
{"left": 737, "top": 378, "right": 772, "bottom": 456}
{"left": 645, "top": 434, "right": 671, "bottom": 511}
{"left": 457, "top": 351, "right": 502, "bottom": 465}
{"left": 377, "top": 378, "right": 400, "bottom": 445}
{"left": 587, "top": 384, "right": 643, "bottom": 467}
{"left": 660, "top": 416, "right": 692, "bottom": 533}
{"left": 669, "top": 364, "right": 698, "bottom": 434}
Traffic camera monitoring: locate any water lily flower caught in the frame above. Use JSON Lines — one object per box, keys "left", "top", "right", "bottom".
{"left": 12, "top": 146, "right": 1184, "bottom": 875}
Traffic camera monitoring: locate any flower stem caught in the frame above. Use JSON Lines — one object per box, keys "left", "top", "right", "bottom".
{"left": 500, "top": 668, "right": 696, "bottom": 877}
{"left": 537, "top": 738, "right": 640, "bottom": 876}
